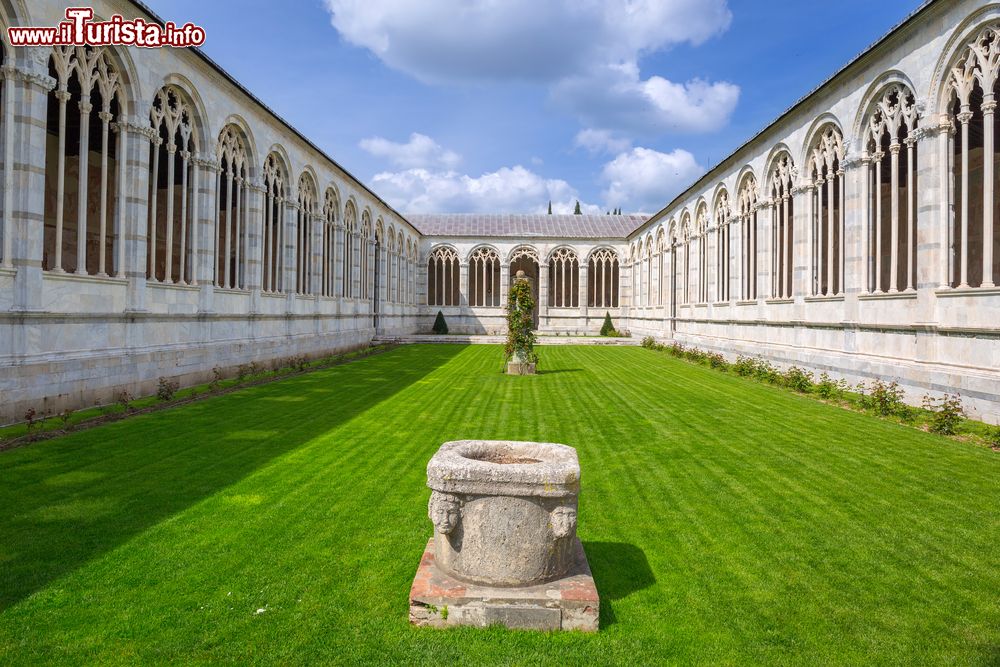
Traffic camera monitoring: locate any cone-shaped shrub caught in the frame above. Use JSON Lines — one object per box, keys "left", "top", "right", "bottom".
{"left": 432, "top": 310, "right": 448, "bottom": 335}
{"left": 600, "top": 312, "right": 615, "bottom": 336}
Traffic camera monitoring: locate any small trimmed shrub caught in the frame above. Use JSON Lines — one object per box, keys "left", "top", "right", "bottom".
{"left": 432, "top": 311, "right": 449, "bottom": 335}
{"left": 816, "top": 372, "right": 848, "bottom": 399}
{"left": 707, "top": 352, "right": 728, "bottom": 370}
{"left": 734, "top": 355, "right": 756, "bottom": 377}
{"left": 209, "top": 366, "right": 223, "bottom": 393}
{"left": 858, "top": 380, "right": 906, "bottom": 417}
{"left": 748, "top": 358, "right": 779, "bottom": 384}
{"left": 117, "top": 390, "right": 134, "bottom": 412}
{"left": 600, "top": 312, "right": 615, "bottom": 336}
{"left": 59, "top": 409, "right": 74, "bottom": 429}
{"left": 923, "top": 393, "right": 965, "bottom": 435}
{"left": 24, "top": 408, "right": 38, "bottom": 431}
{"left": 986, "top": 426, "right": 1000, "bottom": 449}
{"left": 157, "top": 377, "right": 180, "bottom": 401}
{"left": 783, "top": 366, "right": 814, "bottom": 393}
{"left": 641, "top": 336, "right": 657, "bottom": 349}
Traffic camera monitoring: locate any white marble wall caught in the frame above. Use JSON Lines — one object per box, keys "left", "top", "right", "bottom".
{"left": 622, "top": 0, "right": 1000, "bottom": 423}
{"left": 0, "top": 0, "right": 421, "bottom": 424}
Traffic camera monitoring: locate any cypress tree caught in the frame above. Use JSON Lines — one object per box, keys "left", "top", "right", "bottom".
{"left": 547, "top": 200, "right": 552, "bottom": 215}
{"left": 573, "top": 200, "right": 582, "bottom": 215}
{"left": 432, "top": 310, "right": 448, "bottom": 335}
{"left": 600, "top": 312, "right": 615, "bottom": 336}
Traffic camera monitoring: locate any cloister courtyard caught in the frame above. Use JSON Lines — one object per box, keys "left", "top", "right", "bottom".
{"left": 1, "top": 344, "right": 997, "bottom": 665}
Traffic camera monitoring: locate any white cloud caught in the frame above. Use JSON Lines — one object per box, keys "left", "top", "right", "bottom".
{"left": 600, "top": 147, "right": 704, "bottom": 214}
{"left": 574, "top": 128, "right": 632, "bottom": 155}
{"left": 325, "top": 0, "right": 731, "bottom": 83}
{"left": 359, "top": 132, "right": 461, "bottom": 169}
{"left": 370, "top": 165, "right": 599, "bottom": 214}
{"left": 325, "top": 0, "right": 737, "bottom": 136}
{"left": 554, "top": 64, "right": 740, "bottom": 134}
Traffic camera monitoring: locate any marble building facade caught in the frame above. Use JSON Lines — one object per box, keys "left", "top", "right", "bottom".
{"left": 2, "top": 0, "right": 999, "bottom": 424}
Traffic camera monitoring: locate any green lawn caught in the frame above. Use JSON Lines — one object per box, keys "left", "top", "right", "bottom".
{"left": 1, "top": 344, "right": 998, "bottom": 665}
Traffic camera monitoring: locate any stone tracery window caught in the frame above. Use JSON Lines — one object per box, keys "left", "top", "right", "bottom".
{"left": 680, "top": 214, "right": 692, "bottom": 305}
{"left": 296, "top": 174, "right": 316, "bottom": 294}
{"left": 321, "top": 188, "right": 338, "bottom": 297}
{"left": 769, "top": 153, "right": 795, "bottom": 299}
{"left": 808, "top": 127, "right": 845, "bottom": 296}
{"left": 385, "top": 227, "right": 396, "bottom": 302}
{"left": 213, "top": 125, "right": 249, "bottom": 289}
{"left": 643, "top": 238, "right": 653, "bottom": 307}
{"left": 654, "top": 232, "right": 665, "bottom": 306}
{"left": 394, "top": 232, "right": 402, "bottom": 304}
{"left": 588, "top": 247, "right": 619, "bottom": 308}
{"left": 468, "top": 246, "right": 501, "bottom": 307}
{"left": 147, "top": 86, "right": 198, "bottom": 285}
{"left": 738, "top": 175, "right": 759, "bottom": 300}
{"left": 696, "top": 204, "right": 709, "bottom": 303}
{"left": 427, "top": 245, "right": 460, "bottom": 306}
{"left": 262, "top": 153, "right": 287, "bottom": 293}
{"left": 865, "top": 84, "right": 918, "bottom": 293}
{"left": 360, "top": 211, "right": 371, "bottom": 300}
{"left": 548, "top": 247, "right": 579, "bottom": 308}
{"left": 385, "top": 229, "right": 395, "bottom": 303}
{"left": 45, "top": 46, "right": 124, "bottom": 276}
{"left": 342, "top": 201, "right": 356, "bottom": 298}
{"left": 946, "top": 25, "right": 1000, "bottom": 289}
{"left": 714, "top": 191, "right": 731, "bottom": 301}
{"left": 408, "top": 240, "right": 417, "bottom": 304}
{"left": 404, "top": 239, "right": 412, "bottom": 304}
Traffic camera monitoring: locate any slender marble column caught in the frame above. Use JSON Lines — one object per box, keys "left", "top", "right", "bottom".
{"left": 164, "top": 143, "right": 176, "bottom": 283}
{"left": 957, "top": 108, "right": 972, "bottom": 288}
{"left": 889, "top": 142, "right": 900, "bottom": 292}
{"left": 97, "top": 110, "right": 112, "bottom": 276}
{"left": 982, "top": 98, "right": 996, "bottom": 288}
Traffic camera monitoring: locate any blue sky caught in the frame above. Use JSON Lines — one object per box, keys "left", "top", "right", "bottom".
{"left": 145, "top": 0, "right": 925, "bottom": 214}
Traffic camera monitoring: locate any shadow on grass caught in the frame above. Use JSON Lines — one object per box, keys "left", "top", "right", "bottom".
{"left": 583, "top": 541, "right": 656, "bottom": 628}
{"left": 537, "top": 369, "right": 583, "bottom": 376}
{"left": 0, "top": 344, "right": 462, "bottom": 612}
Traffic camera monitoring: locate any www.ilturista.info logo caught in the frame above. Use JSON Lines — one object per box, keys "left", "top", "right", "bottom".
{"left": 6, "top": 7, "right": 206, "bottom": 48}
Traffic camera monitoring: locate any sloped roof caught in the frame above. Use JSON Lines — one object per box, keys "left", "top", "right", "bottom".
{"left": 407, "top": 214, "right": 646, "bottom": 239}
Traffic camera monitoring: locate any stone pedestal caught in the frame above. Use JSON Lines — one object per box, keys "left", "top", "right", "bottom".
{"left": 409, "top": 537, "right": 599, "bottom": 631}
{"left": 506, "top": 350, "right": 536, "bottom": 375}
{"left": 410, "top": 440, "right": 599, "bottom": 632}
{"left": 506, "top": 361, "right": 536, "bottom": 375}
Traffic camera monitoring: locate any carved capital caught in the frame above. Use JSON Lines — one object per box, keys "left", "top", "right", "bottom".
{"left": 54, "top": 89, "right": 72, "bottom": 103}
{"left": 957, "top": 110, "right": 974, "bottom": 124}
{"left": 97, "top": 110, "right": 113, "bottom": 123}
{"left": 78, "top": 101, "right": 93, "bottom": 115}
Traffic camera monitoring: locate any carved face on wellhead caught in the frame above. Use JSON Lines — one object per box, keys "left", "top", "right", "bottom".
{"left": 550, "top": 505, "right": 577, "bottom": 539}
{"left": 428, "top": 491, "right": 462, "bottom": 535}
